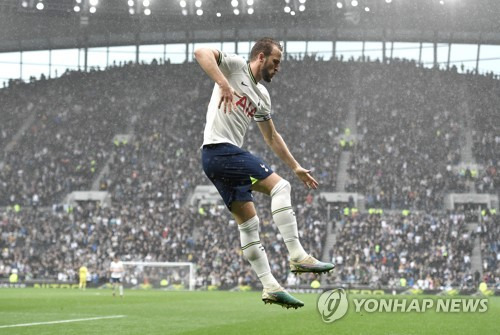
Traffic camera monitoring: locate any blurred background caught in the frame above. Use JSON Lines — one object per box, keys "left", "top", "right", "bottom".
{"left": 0, "top": 0, "right": 498, "bottom": 296}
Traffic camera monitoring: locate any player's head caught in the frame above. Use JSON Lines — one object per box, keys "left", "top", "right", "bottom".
{"left": 250, "top": 37, "right": 283, "bottom": 83}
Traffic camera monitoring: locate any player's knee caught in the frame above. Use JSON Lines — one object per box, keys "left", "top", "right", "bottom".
{"left": 238, "top": 215, "right": 260, "bottom": 233}
{"left": 270, "top": 179, "right": 291, "bottom": 198}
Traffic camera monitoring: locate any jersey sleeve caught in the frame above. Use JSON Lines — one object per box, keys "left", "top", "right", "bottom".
{"left": 253, "top": 86, "right": 272, "bottom": 122}
{"left": 217, "top": 51, "right": 246, "bottom": 76}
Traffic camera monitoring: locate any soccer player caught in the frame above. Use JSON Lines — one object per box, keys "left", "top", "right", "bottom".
{"left": 195, "top": 37, "right": 334, "bottom": 309}
{"left": 109, "top": 255, "right": 124, "bottom": 297}
{"left": 79, "top": 265, "right": 88, "bottom": 290}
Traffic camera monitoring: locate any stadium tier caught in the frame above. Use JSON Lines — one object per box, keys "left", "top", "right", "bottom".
{"left": 0, "top": 57, "right": 498, "bottom": 292}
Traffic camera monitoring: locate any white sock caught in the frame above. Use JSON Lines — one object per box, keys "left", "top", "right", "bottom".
{"left": 119, "top": 285, "right": 123, "bottom": 296}
{"left": 238, "top": 216, "right": 280, "bottom": 290}
{"left": 271, "top": 179, "right": 308, "bottom": 262}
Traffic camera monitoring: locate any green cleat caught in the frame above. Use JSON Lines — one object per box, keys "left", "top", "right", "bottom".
{"left": 262, "top": 286, "right": 304, "bottom": 309}
{"left": 290, "top": 255, "right": 335, "bottom": 274}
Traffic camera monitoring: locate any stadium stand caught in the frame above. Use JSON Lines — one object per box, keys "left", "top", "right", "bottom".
{"left": 0, "top": 57, "right": 498, "bottom": 291}
{"left": 326, "top": 211, "right": 474, "bottom": 289}
{"left": 345, "top": 60, "right": 464, "bottom": 210}
{"left": 479, "top": 213, "right": 499, "bottom": 286}
{"left": 468, "top": 75, "right": 500, "bottom": 194}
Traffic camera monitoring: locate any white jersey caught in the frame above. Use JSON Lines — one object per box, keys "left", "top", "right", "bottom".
{"left": 110, "top": 260, "right": 124, "bottom": 279}
{"left": 202, "top": 51, "right": 272, "bottom": 148}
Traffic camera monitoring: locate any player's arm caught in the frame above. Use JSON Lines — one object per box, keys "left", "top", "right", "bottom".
{"left": 193, "top": 48, "right": 240, "bottom": 114}
{"left": 257, "top": 119, "right": 318, "bottom": 189}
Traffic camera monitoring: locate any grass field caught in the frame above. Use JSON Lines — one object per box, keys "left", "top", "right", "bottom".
{"left": 0, "top": 288, "right": 497, "bottom": 335}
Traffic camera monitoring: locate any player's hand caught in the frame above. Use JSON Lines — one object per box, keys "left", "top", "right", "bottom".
{"left": 218, "top": 84, "right": 242, "bottom": 114}
{"left": 294, "top": 167, "right": 319, "bottom": 189}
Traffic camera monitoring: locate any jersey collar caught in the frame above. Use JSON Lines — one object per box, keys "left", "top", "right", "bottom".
{"left": 247, "top": 62, "right": 258, "bottom": 85}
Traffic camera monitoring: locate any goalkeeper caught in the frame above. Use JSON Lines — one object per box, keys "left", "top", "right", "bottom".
{"left": 79, "top": 265, "right": 88, "bottom": 290}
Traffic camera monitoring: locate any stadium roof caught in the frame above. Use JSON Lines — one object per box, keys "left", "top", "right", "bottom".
{"left": 0, "top": 0, "right": 499, "bottom": 53}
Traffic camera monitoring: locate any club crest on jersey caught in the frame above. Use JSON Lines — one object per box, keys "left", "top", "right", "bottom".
{"left": 235, "top": 96, "right": 257, "bottom": 118}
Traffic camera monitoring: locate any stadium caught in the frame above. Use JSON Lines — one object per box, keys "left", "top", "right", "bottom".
{"left": 0, "top": 0, "right": 498, "bottom": 334}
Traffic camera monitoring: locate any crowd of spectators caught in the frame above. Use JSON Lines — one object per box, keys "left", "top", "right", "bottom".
{"left": 327, "top": 211, "right": 475, "bottom": 289}
{"left": 98, "top": 62, "right": 210, "bottom": 210}
{"left": 0, "top": 85, "right": 37, "bottom": 152}
{"left": 345, "top": 60, "right": 465, "bottom": 210}
{"left": 0, "top": 202, "right": 197, "bottom": 283}
{"left": 0, "top": 57, "right": 345, "bottom": 288}
{"left": 0, "top": 56, "right": 498, "bottom": 290}
{"left": 0, "top": 68, "right": 142, "bottom": 206}
{"left": 478, "top": 213, "right": 499, "bottom": 286}
{"left": 468, "top": 75, "right": 500, "bottom": 194}
{"left": 0, "top": 189, "right": 328, "bottom": 289}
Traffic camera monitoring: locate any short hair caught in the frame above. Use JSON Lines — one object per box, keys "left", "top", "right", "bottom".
{"left": 250, "top": 37, "right": 283, "bottom": 60}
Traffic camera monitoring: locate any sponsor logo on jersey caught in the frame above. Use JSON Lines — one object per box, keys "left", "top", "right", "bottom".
{"left": 235, "top": 95, "right": 257, "bottom": 118}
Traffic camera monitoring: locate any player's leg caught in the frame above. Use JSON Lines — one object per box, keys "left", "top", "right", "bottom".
{"left": 252, "top": 173, "right": 307, "bottom": 261}
{"left": 231, "top": 200, "right": 303, "bottom": 308}
{"left": 202, "top": 144, "right": 302, "bottom": 307}
{"left": 202, "top": 144, "right": 279, "bottom": 288}
{"left": 80, "top": 278, "right": 85, "bottom": 290}
{"left": 232, "top": 200, "right": 279, "bottom": 290}
{"left": 119, "top": 281, "right": 123, "bottom": 297}
{"left": 252, "top": 173, "right": 334, "bottom": 274}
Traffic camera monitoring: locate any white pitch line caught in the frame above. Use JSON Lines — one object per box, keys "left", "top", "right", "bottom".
{"left": 0, "top": 315, "right": 126, "bottom": 329}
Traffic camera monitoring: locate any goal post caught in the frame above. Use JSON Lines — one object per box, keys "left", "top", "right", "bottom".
{"left": 122, "top": 261, "right": 195, "bottom": 291}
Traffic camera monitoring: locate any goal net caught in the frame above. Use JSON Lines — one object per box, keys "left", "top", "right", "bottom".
{"left": 122, "top": 261, "right": 195, "bottom": 291}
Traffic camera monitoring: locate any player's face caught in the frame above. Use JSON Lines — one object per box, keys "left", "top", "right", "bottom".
{"left": 261, "top": 46, "right": 282, "bottom": 83}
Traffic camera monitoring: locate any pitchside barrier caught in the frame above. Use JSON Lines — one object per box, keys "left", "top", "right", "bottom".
{"left": 1, "top": 280, "right": 498, "bottom": 296}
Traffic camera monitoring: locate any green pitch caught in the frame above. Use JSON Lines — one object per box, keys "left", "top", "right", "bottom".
{"left": 0, "top": 288, "right": 497, "bottom": 335}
